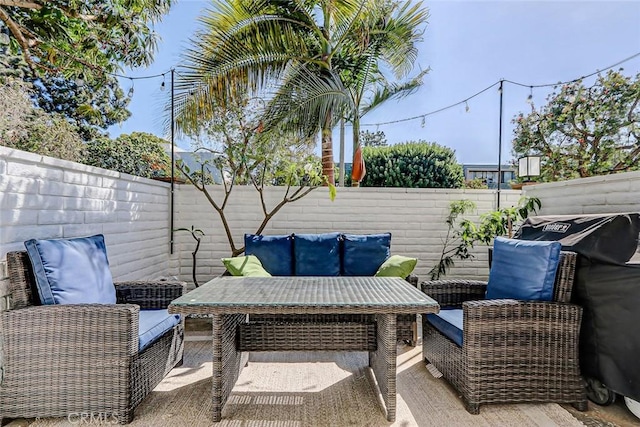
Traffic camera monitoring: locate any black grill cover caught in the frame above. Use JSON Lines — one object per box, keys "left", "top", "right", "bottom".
{"left": 515, "top": 213, "right": 640, "bottom": 265}
{"left": 516, "top": 213, "right": 640, "bottom": 401}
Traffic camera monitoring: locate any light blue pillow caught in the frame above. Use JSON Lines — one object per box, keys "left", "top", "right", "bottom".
{"left": 342, "top": 233, "right": 391, "bottom": 276}
{"left": 486, "top": 237, "right": 561, "bottom": 301}
{"left": 294, "top": 233, "right": 341, "bottom": 276}
{"left": 244, "top": 234, "right": 293, "bottom": 276}
{"left": 24, "top": 234, "right": 116, "bottom": 305}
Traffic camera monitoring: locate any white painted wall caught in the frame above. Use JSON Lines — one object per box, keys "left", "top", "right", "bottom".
{"left": 172, "top": 185, "right": 523, "bottom": 285}
{"left": 0, "top": 146, "right": 172, "bottom": 308}
{"left": 523, "top": 171, "right": 640, "bottom": 215}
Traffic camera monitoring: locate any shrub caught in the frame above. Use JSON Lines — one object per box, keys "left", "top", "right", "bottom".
{"left": 84, "top": 132, "right": 171, "bottom": 178}
{"left": 360, "top": 141, "right": 464, "bottom": 188}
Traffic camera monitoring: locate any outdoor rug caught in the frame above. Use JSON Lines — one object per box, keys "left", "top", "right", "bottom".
{"left": 27, "top": 337, "right": 585, "bottom": 427}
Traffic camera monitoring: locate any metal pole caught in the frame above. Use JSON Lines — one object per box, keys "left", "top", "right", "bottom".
{"left": 339, "top": 118, "right": 345, "bottom": 187}
{"left": 497, "top": 80, "right": 504, "bottom": 209}
{"left": 170, "top": 68, "right": 175, "bottom": 254}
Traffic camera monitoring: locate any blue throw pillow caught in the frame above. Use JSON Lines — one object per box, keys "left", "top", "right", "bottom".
{"left": 342, "top": 233, "right": 391, "bottom": 276}
{"left": 244, "top": 234, "right": 293, "bottom": 276}
{"left": 486, "top": 237, "right": 561, "bottom": 301}
{"left": 294, "top": 233, "right": 341, "bottom": 276}
{"left": 24, "top": 234, "right": 116, "bottom": 305}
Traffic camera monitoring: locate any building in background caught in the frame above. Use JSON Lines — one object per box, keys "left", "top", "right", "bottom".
{"left": 462, "top": 164, "right": 516, "bottom": 189}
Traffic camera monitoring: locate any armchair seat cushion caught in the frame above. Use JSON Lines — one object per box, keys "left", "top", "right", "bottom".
{"left": 139, "top": 309, "right": 181, "bottom": 351}
{"left": 24, "top": 234, "right": 116, "bottom": 305}
{"left": 486, "top": 237, "right": 561, "bottom": 301}
{"left": 426, "top": 309, "right": 463, "bottom": 346}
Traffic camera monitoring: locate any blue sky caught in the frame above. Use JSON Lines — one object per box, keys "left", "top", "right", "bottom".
{"left": 107, "top": 1, "right": 640, "bottom": 165}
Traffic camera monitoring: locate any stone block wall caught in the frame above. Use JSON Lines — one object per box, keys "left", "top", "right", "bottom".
{"left": 172, "top": 185, "right": 523, "bottom": 285}
{"left": 0, "top": 147, "right": 172, "bottom": 310}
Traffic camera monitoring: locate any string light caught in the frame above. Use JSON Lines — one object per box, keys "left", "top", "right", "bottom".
{"left": 127, "top": 78, "right": 134, "bottom": 97}
{"left": 526, "top": 86, "right": 533, "bottom": 104}
{"left": 420, "top": 116, "right": 425, "bottom": 127}
{"left": 465, "top": 101, "right": 470, "bottom": 113}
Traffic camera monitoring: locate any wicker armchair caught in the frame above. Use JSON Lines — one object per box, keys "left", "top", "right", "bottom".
{"left": 421, "top": 251, "right": 587, "bottom": 414}
{"left": 0, "top": 251, "right": 185, "bottom": 425}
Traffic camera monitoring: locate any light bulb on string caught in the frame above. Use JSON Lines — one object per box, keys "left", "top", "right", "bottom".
{"left": 160, "top": 75, "right": 166, "bottom": 91}
{"left": 420, "top": 116, "right": 425, "bottom": 128}
{"left": 75, "top": 73, "right": 85, "bottom": 87}
{"left": 128, "top": 78, "right": 134, "bottom": 97}
{"left": 526, "top": 86, "right": 533, "bottom": 104}
{"left": 465, "top": 101, "right": 470, "bottom": 113}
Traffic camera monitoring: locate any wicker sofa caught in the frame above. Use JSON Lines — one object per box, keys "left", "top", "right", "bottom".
{"left": 421, "top": 241, "right": 588, "bottom": 414}
{"left": 0, "top": 250, "right": 185, "bottom": 425}
{"left": 235, "top": 232, "right": 419, "bottom": 348}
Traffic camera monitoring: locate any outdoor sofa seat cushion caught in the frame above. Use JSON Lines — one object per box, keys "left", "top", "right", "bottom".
{"left": 243, "top": 232, "right": 396, "bottom": 277}
{"left": 244, "top": 234, "right": 293, "bottom": 275}
{"left": 24, "top": 234, "right": 116, "bottom": 305}
{"left": 343, "top": 233, "right": 391, "bottom": 276}
{"left": 138, "top": 309, "right": 182, "bottom": 351}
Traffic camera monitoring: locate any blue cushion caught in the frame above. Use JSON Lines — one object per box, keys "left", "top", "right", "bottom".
{"left": 426, "top": 309, "right": 464, "bottom": 346}
{"left": 294, "top": 233, "right": 341, "bottom": 276}
{"left": 24, "top": 234, "right": 116, "bottom": 305}
{"left": 342, "top": 233, "right": 391, "bottom": 276}
{"left": 244, "top": 234, "right": 293, "bottom": 276}
{"left": 138, "top": 309, "right": 181, "bottom": 351}
{"left": 486, "top": 237, "right": 561, "bottom": 301}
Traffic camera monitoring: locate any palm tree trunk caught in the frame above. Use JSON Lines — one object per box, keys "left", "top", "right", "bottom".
{"left": 321, "top": 110, "right": 335, "bottom": 185}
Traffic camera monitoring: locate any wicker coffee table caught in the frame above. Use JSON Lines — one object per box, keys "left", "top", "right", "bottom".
{"left": 168, "top": 276, "right": 439, "bottom": 422}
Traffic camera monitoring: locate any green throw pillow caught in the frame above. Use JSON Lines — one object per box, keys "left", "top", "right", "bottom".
{"left": 222, "top": 255, "right": 272, "bottom": 277}
{"left": 375, "top": 255, "right": 417, "bottom": 278}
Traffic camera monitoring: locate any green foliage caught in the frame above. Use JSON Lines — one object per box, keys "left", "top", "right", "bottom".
{"left": 176, "top": 94, "right": 326, "bottom": 256}
{"left": 84, "top": 132, "right": 171, "bottom": 178}
{"left": 174, "top": 0, "right": 428, "bottom": 184}
{"left": 429, "top": 200, "right": 477, "bottom": 280}
{"left": 512, "top": 70, "right": 640, "bottom": 181}
{"left": 0, "top": 1, "right": 173, "bottom": 80}
{"left": 360, "top": 130, "right": 388, "bottom": 147}
{"left": 0, "top": 77, "right": 85, "bottom": 162}
{"left": 464, "top": 177, "right": 488, "bottom": 189}
{"left": 430, "top": 196, "right": 541, "bottom": 280}
{"left": 360, "top": 141, "right": 464, "bottom": 188}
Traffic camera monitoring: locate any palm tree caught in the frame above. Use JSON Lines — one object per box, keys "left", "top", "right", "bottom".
{"left": 173, "top": 0, "right": 427, "bottom": 185}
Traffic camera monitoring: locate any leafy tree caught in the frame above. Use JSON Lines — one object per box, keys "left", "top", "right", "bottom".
{"left": 361, "top": 141, "right": 464, "bottom": 188}
{"left": 173, "top": 0, "right": 427, "bottom": 186}
{"left": 512, "top": 70, "right": 640, "bottom": 181}
{"left": 84, "top": 132, "right": 171, "bottom": 178}
{"left": 0, "top": 48, "right": 131, "bottom": 141}
{"left": 0, "top": 0, "right": 173, "bottom": 80}
{"left": 0, "top": 77, "right": 85, "bottom": 162}
{"left": 429, "top": 196, "right": 541, "bottom": 280}
{"left": 360, "top": 130, "right": 389, "bottom": 147}
{"left": 25, "top": 71, "right": 131, "bottom": 141}
{"left": 177, "top": 95, "right": 325, "bottom": 256}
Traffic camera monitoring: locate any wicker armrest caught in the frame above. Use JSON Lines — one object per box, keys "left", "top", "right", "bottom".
{"left": 420, "top": 280, "right": 487, "bottom": 308}
{"left": 462, "top": 299, "right": 582, "bottom": 347}
{"left": 1, "top": 304, "right": 140, "bottom": 358}
{"left": 115, "top": 281, "right": 185, "bottom": 309}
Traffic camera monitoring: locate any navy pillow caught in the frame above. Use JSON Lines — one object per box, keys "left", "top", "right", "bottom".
{"left": 486, "top": 237, "right": 561, "bottom": 301}
{"left": 244, "top": 234, "right": 293, "bottom": 276}
{"left": 24, "top": 234, "right": 116, "bottom": 305}
{"left": 294, "top": 233, "right": 341, "bottom": 276}
{"left": 342, "top": 233, "right": 391, "bottom": 276}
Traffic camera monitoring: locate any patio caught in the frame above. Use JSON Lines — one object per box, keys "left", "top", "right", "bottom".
{"left": 2, "top": 147, "right": 640, "bottom": 426}
{"left": 2, "top": 323, "right": 634, "bottom": 427}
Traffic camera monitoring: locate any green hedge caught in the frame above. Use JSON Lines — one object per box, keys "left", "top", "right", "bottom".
{"left": 360, "top": 141, "right": 464, "bottom": 188}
